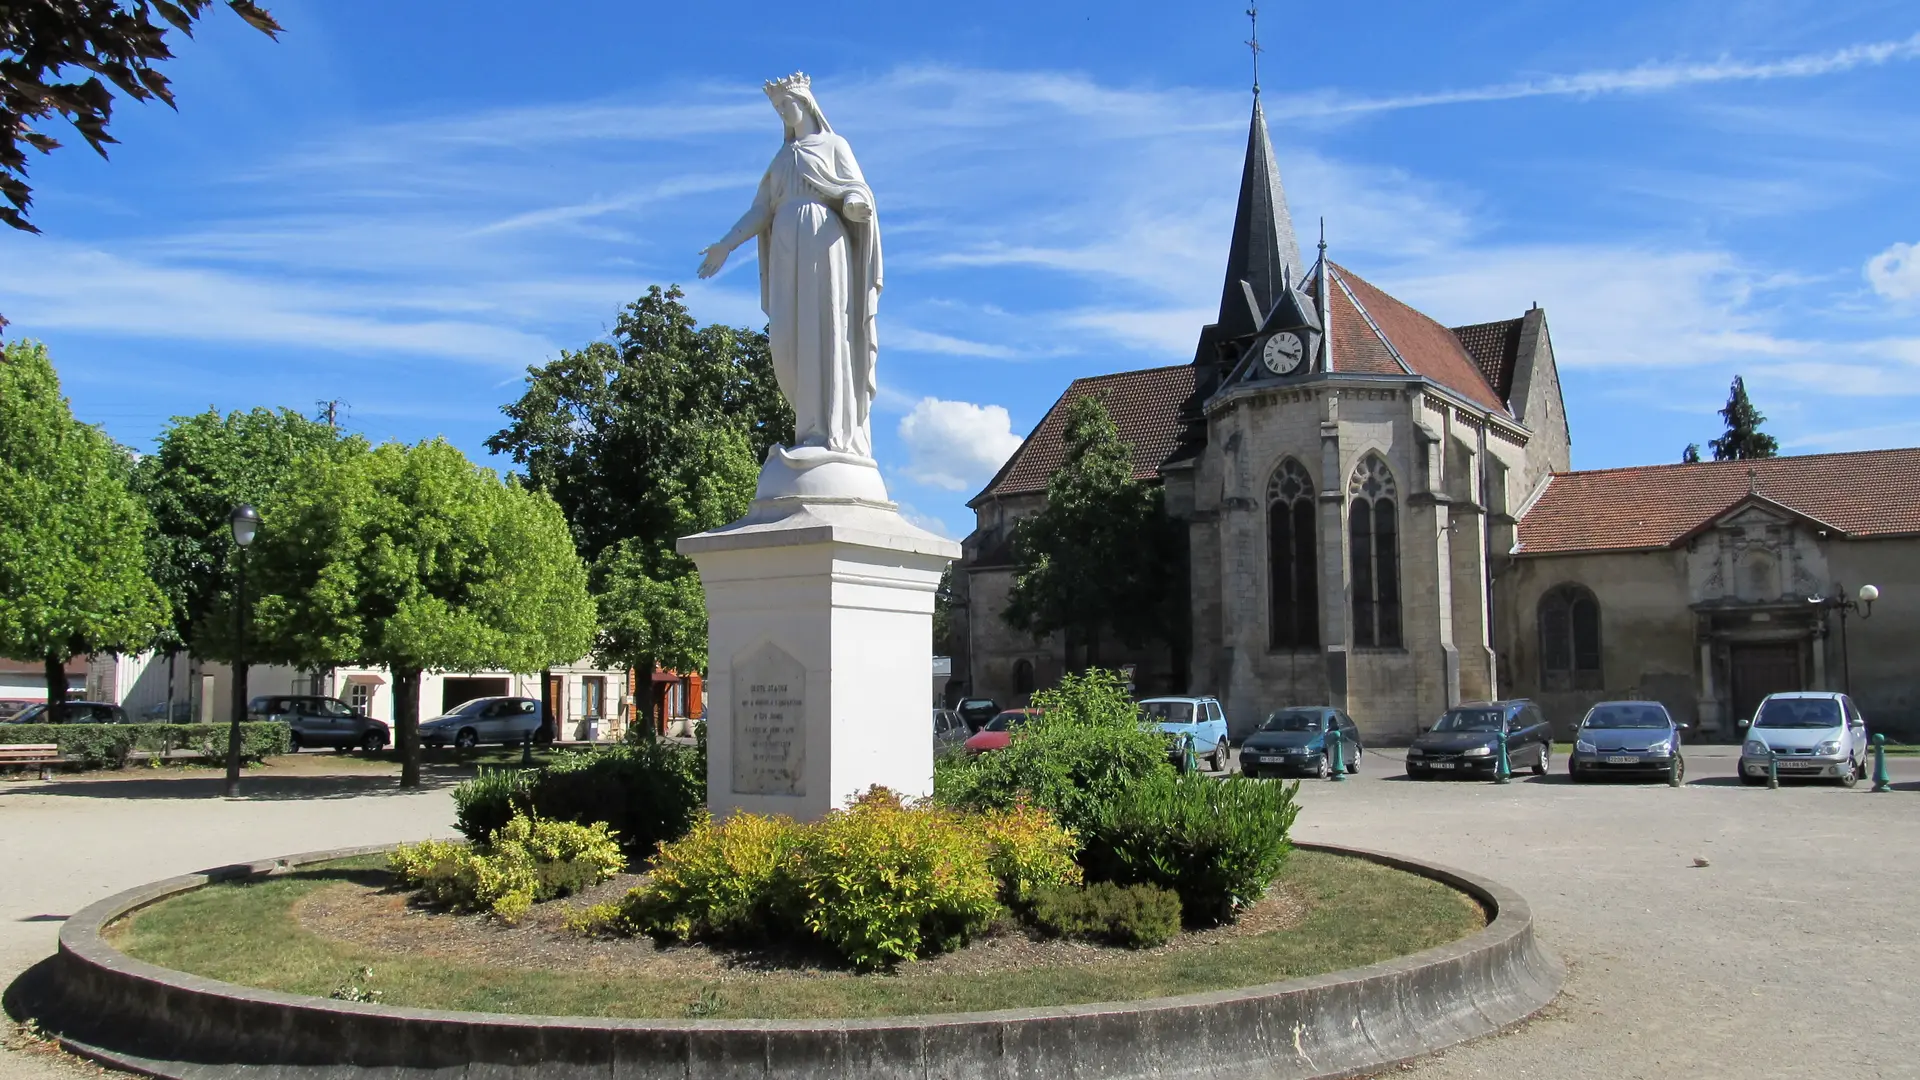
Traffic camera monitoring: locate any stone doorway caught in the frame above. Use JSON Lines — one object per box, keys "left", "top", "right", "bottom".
{"left": 1729, "top": 642, "right": 1802, "bottom": 726}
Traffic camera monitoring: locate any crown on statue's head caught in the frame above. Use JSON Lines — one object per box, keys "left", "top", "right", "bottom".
{"left": 763, "top": 72, "right": 811, "bottom": 100}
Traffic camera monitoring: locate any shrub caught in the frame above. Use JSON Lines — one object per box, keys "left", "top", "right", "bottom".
{"left": 788, "top": 789, "right": 1000, "bottom": 969}
{"left": 935, "top": 668, "right": 1171, "bottom": 839}
{"left": 1079, "top": 773, "right": 1299, "bottom": 927}
{"left": 622, "top": 810, "right": 798, "bottom": 942}
{"left": 979, "top": 800, "right": 1081, "bottom": 907}
{"left": 1031, "top": 882, "right": 1182, "bottom": 948}
{"left": 449, "top": 738, "right": 704, "bottom": 863}
{"left": 0, "top": 722, "right": 291, "bottom": 768}
{"left": 390, "top": 813, "right": 625, "bottom": 924}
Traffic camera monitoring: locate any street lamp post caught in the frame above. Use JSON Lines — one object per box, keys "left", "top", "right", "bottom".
{"left": 1808, "top": 584, "right": 1879, "bottom": 696}
{"left": 224, "top": 504, "right": 261, "bottom": 799}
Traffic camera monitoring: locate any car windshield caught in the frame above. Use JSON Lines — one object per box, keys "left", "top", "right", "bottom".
{"left": 1754, "top": 698, "right": 1842, "bottom": 729}
{"left": 1433, "top": 708, "right": 1504, "bottom": 732}
{"left": 448, "top": 698, "right": 495, "bottom": 717}
{"left": 1583, "top": 705, "right": 1669, "bottom": 729}
{"left": 1139, "top": 701, "right": 1195, "bottom": 724}
{"left": 961, "top": 699, "right": 995, "bottom": 711}
{"left": 983, "top": 711, "right": 1030, "bottom": 733}
{"left": 9, "top": 703, "right": 47, "bottom": 723}
{"left": 1261, "top": 711, "right": 1324, "bottom": 733}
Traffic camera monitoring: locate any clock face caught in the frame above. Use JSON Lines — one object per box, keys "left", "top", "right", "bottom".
{"left": 1262, "top": 331, "right": 1306, "bottom": 375}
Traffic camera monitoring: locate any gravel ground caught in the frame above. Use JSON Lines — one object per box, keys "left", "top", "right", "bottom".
{"left": 6, "top": 749, "right": 1920, "bottom": 1078}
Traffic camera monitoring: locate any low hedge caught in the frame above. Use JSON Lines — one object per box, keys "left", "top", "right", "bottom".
{"left": 0, "top": 722, "right": 292, "bottom": 768}
{"left": 453, "top": 736, "right": 705, "bottom": 862}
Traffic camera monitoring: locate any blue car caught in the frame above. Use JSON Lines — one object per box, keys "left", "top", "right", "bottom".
{"left": 1139, "top": 696, "right": 1231, "bottom": 773}
{"left": 1238, "top": 707, "right": 1363, "bottom": 778}
{"left": 1569, "top": 700, "right": 1687, "bottom": 783}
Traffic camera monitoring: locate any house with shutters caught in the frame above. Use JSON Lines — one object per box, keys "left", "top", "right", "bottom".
{"left": 952, "top": 92, "right": 1920, "bottom": 742}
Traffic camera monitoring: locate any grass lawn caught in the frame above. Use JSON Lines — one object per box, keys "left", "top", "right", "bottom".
{"left": 109, "top": 850, "right": 1484, "bottom": 1020}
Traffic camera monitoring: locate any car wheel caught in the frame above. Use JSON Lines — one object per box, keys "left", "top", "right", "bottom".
{"left": 1315, "top": 752, "right": 1332, "bottom": 780}
{"left": 454, "top": 728, "right": 479, "bottom": 750}
{"left": 288, "top": 732, "right": 302, "bottom": 751}
{"left": 1673, "top": 755, "right": 1686, "bottom": 784}
{"left": 361, "top": 734, "right": 385, "bottom": 753}
{"left": 1533, "top": 744, "right": 1550, "bottom": 776}
{"left": 1406, "top": 764, "right": 1425, "bottom": 780}
{"left": 1346, "top": 747, "right": 1361, "bottom": 774}
{"left": 1569, "top": 761, "right": 1586, "bottom": 784}
{"left": 1739, "top": 768, "right": 1766, "bottom": 787}
{"left": 1210, "top": 742, "right": 1228, "bottom": 772}
{"left": 1839, "top": 756, "right": 1860, "bottom": 788}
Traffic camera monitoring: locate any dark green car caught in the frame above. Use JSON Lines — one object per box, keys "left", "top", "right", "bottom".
{"left": 1238, "top": 707, "right": 1362, "bottom": 778}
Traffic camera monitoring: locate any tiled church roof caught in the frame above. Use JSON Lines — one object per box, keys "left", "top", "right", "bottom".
{"left": 1451, "top": 317, "right": 1525, "bottom": 401}
{"left": 1515, "top": 448, "right": 1920, "bottom": 555}
{"left": 969, "top": 365, "right": 1197, "bottom": 505}
{"left": 1329, "top": 264, "right": 1509, "bottom": 413}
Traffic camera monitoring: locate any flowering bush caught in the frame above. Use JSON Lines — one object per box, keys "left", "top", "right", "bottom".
{"left": 619, "top": 810, "right": 799, "bottom": 941}
{"left": 389, "top": 813, "right": 624, "bottom": 924}
{"left": 980, "top": 799, "right": 1082, "bottom": 907}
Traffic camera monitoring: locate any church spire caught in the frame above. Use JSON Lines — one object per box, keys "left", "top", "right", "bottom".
{"left": 1211, "top": 95, "right": 1305, "bottom": 344}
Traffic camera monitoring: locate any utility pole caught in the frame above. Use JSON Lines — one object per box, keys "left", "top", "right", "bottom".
{"left": 317, "top": 399, "right": 347, "bottom": 430}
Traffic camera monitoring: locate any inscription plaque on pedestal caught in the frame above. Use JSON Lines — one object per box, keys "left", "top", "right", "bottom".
{"left": 731, "top": 642, "right": 807, "bottom": 796}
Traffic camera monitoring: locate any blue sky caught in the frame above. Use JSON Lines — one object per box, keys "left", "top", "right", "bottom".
{"left": 2, "top": 0, "right": 1917, "bottom": 538}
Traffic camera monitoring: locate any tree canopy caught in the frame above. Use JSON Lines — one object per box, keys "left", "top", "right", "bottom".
{"left": 1708, "top": 375, "right": 1779, "bottom": 462}
{"left": 133, "top": 406, "right": 339, "bottom": 656}
{"left": 244, "top": 437, "right": 594, "bottom": 786}
{"left": 0, "top": 339, "right": 168, "bottom": 702}
{"left": 1003, "top": 395, "right": 1179, "bottom": 670}
{"left": 488, "top": 285, "right": 792, "bottom": 692}
{"left": 1, "top": 0, "right": 280, "bottom": 234}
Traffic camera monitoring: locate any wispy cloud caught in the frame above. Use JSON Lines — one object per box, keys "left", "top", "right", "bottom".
{"left": 1867, "top": 241, "right": 1920, "bottom": 302}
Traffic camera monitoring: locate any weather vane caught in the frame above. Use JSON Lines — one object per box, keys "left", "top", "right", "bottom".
{"left": 1246, "top": 4, "right": 1263, "bottom": 96}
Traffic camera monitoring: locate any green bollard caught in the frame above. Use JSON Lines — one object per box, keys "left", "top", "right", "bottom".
{"left": 1767, "top": 749, "right": 1779, "bottom": 789}
{"left": 1184, "top": 735, "right": 1198, "bottom": 774}
{"left": 1330, "top": 731, "right": 1346, "bottom": 782}
{"left": 1873, "top": 733, "right": 1892, "bottom": 793}
{"left": 1495, "top": 731, "right": 1511, "bottom": 784}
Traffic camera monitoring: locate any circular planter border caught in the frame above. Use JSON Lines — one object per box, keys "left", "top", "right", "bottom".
{"left": 28, "top": 842, "right": 1562, "bottom": 1080}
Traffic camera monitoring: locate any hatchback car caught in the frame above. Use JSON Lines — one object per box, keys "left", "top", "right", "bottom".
{"left": 1405, "top": 700, "right": 1552, "bottom": 778}
{"left": 962, "top": 708, "right": 1038, "bottom": 754}
{"left": 955, "top": 697, "right": 1001, "bottom": 733}
{"left": 932, "top": 707, "right": 969, "bottom": 752}
{"left": 5, "top": 701, "right": 128, "bottom": 724}
{"left": 1569, "top": 701, "right": 1686, "bottom": 782}
{"left": 419, "top": 696, "right": 543, "bottom": 749}
{"left": 249, "top": 695, "right": 390, "bottom": 751}
{"left": 1239, "top": 707, "right": 1363, "bottom": 778}
{"left": 1738, "top": 691, "right": 1870, "bottom": 787}
{"left": 1139, "top": 696, "right": 1231, "bottom": 772}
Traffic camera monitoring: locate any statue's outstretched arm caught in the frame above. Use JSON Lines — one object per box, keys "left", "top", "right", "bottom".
{"left": 699, "top": 173, "right": 773, "bottom": 279}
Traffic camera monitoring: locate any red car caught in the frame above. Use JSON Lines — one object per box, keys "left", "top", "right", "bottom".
{"left": 963, "top": 708, "right": 1041, "bottom": 754}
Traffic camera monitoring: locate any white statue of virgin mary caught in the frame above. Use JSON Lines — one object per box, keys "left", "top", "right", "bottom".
{"left": 699, "top": 73, "right": 882, "bottom": 468}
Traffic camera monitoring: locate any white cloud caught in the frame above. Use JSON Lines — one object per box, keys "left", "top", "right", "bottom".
{"left": 887, "top": 326, "right": 1020, "bottom": 359}
{"left": 895, "top": 502, "right": 957, "bottom": 539}
{"left": 897, "top": 397, "right": 1025, "bottom": 492}
{"left": 1867, "top": 242, "right": 1920, "bottom": 302}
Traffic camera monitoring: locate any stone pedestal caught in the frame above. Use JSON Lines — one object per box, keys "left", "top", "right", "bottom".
{"left": 678, "top": 455, "right": 960, "bottom": 821}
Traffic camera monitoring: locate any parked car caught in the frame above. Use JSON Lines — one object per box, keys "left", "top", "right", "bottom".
{"left": 932, "top": 707, "right": 969, "bottom": 752}
{"left": 0, "top": 699, "right": 37, "bottom": 721}
{"left": 1569, "top": 701, "right": 1686, "bottom": 782}
{"left": 5, "top": 701, "right": 128, "bottom": 724}
{"left": 1139, "top": 696, "right": 1231, "bottom": 772}
{"left": 419, "top": 696, "right": 542, "bottom": 749}
{"left": 1239, "top": 707, "right": 1363, "bottom": 778}
{"left": 248, "top": 695, "right": 390, "bottom": 752}
{"left": 963, "top": 708, "right": 1039, "bottom": 754}
{"left": 955, "top": 697, "right": 1001, "bottom": 733}
{"left": 1405, "top": 700, "right": 1551, "bottom": 778}
{"left": 139, "top": 700, "right": 196, "bottom": 723}
{"left": 1737, "top": 691, "right": 1870, "bottom": 787}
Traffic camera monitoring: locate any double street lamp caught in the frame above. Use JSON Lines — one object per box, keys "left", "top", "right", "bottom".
{"left": 224, "top": 504, "right": 261, "bottom": 799}
{"left": 1808, "top": 583, "right": 1878, "bottom": 697}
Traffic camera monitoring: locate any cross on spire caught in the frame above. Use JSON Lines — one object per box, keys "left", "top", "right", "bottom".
{"left": 1246, "top": 5, "right": 1263, "bottom": 96}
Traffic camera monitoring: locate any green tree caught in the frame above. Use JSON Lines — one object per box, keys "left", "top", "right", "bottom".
{"left": 244, "top": 438, "right": 595, "bottom": 787}
{"left": 0, "top": 340, "right": 168, "bottom": 703}
{"left": 133, "top": 407, "right": 339, "bottom": 659}
{"left": 1003, "top": 395, "right": 1179, "bottom": 671}
{"left": 2, "top": 1, "right": 280, "bottom": 234}
{"left": 932, "top": 565, "right": 958, "bottom": 658}
{"left": 1682, "top": 443, "right": 1701, "bottom": 464}
{"left": 1708, "top": 376, "right": 1779, "bottom": 461}
{"left": 488, "top": 286, "right": 792, "bottom": 715}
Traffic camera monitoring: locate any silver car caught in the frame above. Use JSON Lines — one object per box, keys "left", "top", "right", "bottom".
{"left": 419, "top": 696, "right": 543, "bottom": 749}
{"left": 1737, "top": 692, "right": 1870, "bottom": 787}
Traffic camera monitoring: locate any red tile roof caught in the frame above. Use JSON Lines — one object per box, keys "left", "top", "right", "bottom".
{"left": 1330, "top": 264, "right": 1509, "bottom": 412}
{"left": 1451, "top": 317, "right": 1525, "bottom": 402}
{"left": 972, "top": 365, "right": 1196, "bottom": 503}
{"left": 1516, "top": 448, "right": 1920, "bottom": 555}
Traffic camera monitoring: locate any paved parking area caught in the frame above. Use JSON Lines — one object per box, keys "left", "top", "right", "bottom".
{"left": 5, "top": 750, "right": 1920, "bottom": 1078}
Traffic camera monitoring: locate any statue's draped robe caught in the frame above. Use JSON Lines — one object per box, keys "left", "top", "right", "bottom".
{"left": 748, "top": 131, "right": 883, "bottom": 458}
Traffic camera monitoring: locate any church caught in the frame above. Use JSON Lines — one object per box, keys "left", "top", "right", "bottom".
{"left": 952, "top": 95, "right": 1920, "bottom": 743}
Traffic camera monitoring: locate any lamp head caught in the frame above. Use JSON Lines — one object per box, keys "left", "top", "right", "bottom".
{"left": 1858, "top": 584, "right": 1880, "bottom": 604}
{"left": 229, "top": 503, "right": 260, "bottom": 548}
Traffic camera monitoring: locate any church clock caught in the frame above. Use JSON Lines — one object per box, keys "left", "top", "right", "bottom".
{"left": 1262, "top": 331, "right": 1306, "bottom": 376}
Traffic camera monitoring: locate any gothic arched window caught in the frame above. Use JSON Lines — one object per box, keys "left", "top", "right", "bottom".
{"left": 1348, "top": 454, "right": 1402, "bottom": 648}
{"left": 1539, "top": 585, "right": 1602, "bottom": 691}
{"left": 1267, "top": 459, "right": 1319, "bottom": 649}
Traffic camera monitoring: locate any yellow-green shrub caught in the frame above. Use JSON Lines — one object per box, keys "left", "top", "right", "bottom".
{"left": 622, "top": 811, "right": 798, "bottom": 941}
{"left": 389, "top": 813, "right": 624, "bottom": 924}
{"left": 979, "top": 799, "right": 1081, "bottom": 907}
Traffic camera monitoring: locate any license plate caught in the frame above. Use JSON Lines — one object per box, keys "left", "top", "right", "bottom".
{"left": 1779, "top": 760, "right": 1822, "bottom": 769}
{"left": 1431, "top": 761, "right": 1456, "bottom": 769}
{"left": 1248, "top": 755, "right": 1269, "bottom": 763}
{"left": 1606, "top": 755, "right": 1639, "bottom": 764}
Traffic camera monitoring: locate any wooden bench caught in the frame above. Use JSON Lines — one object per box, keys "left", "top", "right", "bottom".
{"left": 0, "top": 744, "right": 62, "bottom": 780}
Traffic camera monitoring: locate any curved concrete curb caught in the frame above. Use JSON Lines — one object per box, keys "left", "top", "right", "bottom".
{"left": 28, "top": 842, "right": 1562, "bottom": 1080}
